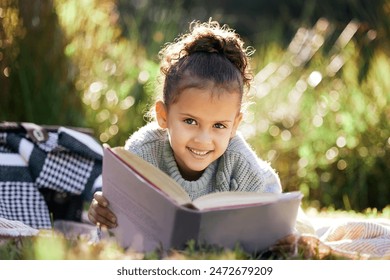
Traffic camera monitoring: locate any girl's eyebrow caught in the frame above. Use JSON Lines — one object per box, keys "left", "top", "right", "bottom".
{"left": 179, "top": 113, "right": 233, "bottom": 123}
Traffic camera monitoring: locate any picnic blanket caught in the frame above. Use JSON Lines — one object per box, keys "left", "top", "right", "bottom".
{"left": 0, "top": 125, "right": 102, "bottom": 229}
{"left": 0, "top": 217, "right": 39, "bottom": 238}
{"left": 319, "top": 219, "right": 390, "bottom": 258}
{"left": 277, "top": 214, "right": 390, "bottom": 259}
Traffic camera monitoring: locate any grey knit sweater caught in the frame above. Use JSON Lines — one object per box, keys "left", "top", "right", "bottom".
{"left": 125, "top": 122, "right": 282, "bottom": 200}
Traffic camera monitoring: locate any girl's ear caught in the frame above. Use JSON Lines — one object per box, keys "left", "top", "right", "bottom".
{"left": 231, "top": 112, "right": 243, "bottom": 137}
{"left": 155, "top": 101, "right": 168, "bottom": 129}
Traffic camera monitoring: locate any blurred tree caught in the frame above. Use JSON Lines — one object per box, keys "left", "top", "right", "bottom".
{"left": 180, "top": 0, "right": 390, "bottom": 83}
{"left": 0, "top": 0, "right": 84, "bottom": 126}
{"left": 54, "top": 0, "right": 159, "bottom": 145}
{"left": 245, "top": 17, "right": 390, "bottom": 211}
{"left": 116, "top": 0, "right": 187, "bottom": 57}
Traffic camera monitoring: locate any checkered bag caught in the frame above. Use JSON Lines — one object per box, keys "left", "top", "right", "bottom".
{"left": 0, "top": 122, "right": 103, "bottom": 229}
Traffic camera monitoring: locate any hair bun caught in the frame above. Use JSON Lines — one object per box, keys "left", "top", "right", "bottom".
{"left": 159, "top": 20, "right": 254, "bottom": 88}
{"left": 185, "top": 34, "right": 226, "bottom": 55}
{"left": 182, "top": 21, "right": 252, "bottom": 78}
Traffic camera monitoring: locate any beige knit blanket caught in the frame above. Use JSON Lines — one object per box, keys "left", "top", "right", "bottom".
{"left": 0, "top": 217, "right": 39, "bottom": 238}
{"left": 319, "top": 219, "right": 390, "bottom": 258}
{"left": 277, "top": 213, "right": 390, "bottom": 259}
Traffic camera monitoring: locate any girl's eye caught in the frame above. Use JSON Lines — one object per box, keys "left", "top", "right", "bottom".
{"left": 184, "top": 118, "right": 197, "bottom": 125}
{"left": 214, "top": 123, "right": 226, "bottom": 129}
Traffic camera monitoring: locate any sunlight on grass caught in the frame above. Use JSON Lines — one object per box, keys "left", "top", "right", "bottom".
{"left": 1, "top": 206, "right": 389, "bottom": 260}
{"left": 304, "top": 205, "right": 390, "bottom": 220}
{"left": 33, "top": 232, "right": 66, "bottom": 260}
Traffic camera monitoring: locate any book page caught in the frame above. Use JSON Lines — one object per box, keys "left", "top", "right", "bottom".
{"left": 111, "top": 147, "right": 192, "bottom": 206}
{"left": 192, "top": 191, "right": 303, "bottom": 210}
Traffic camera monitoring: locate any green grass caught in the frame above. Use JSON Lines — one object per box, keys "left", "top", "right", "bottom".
{"left": 0, "top": 231, "right": 350, "bottom": 260}
{"left": 1, "top": 207, "right": 389, "bottom": 260}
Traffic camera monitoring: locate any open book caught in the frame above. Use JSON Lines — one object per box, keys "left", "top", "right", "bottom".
{"left": 102, "top": 146, "right": 303, "bottom": 253}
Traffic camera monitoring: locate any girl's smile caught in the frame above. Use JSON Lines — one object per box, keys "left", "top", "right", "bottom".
{"left": 187, "top": 147, "right": 212, "bottom": 157}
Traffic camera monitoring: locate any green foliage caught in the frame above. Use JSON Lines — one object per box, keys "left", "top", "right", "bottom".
{"left": 246, "top": 19, "right": 390, "bottom": 211}
{"left": 116, "top": 0, "right": 187, "bottom": 56}
{"left": 0, "top": 0, "right": 84, "bottom": 125}
{"left": 55, "top": 0, "right": 159, "bottom": 145}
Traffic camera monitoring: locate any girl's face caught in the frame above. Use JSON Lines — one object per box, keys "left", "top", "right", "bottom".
{"left": 156, "top": 86, "right": 242, "bottom": 181}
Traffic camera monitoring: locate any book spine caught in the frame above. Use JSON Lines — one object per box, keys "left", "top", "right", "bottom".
{"left": 169, "top": 208, "right": 201, "bottom": 250}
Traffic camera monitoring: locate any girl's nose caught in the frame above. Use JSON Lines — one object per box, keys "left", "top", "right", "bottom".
{"left": 194, "top": 129, "right": 212, "bottom": 144}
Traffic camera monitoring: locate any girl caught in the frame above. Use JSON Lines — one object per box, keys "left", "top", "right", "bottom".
{"left": 88, "top": 20, "right": 282, "bottom": 228}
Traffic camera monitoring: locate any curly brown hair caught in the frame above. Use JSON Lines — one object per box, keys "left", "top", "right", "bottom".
{"left": 158, "top": 20, "right": 255, "bottom": 107}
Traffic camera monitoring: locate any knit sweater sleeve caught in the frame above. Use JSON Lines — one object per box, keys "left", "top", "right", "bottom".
{"left": 218, "top": 133, "right": 282, "bottom": 194}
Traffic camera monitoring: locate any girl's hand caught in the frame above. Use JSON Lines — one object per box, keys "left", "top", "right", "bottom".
{"left": 87, "top": 191, "right": 117, "bottom": 228}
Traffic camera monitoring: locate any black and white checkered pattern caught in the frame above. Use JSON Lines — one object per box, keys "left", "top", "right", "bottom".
{"left": 0, "top": 181, "right": 51, "bottom": 228}
{"left": 35, "top": 151, "right": 94, "bottom": 194}
{"left": 0, "top": 126, "right": 103, "bottom": 229}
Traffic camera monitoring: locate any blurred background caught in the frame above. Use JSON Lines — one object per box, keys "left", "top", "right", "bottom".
{"left": 1, "top": 0, "right": 389, "bottom": 212}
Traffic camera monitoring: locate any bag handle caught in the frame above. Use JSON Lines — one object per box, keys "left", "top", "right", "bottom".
{"left": 0, "top": 121, "right": 95, "bottom": 143}
{"left": 20, "top": 122, "right": 49, "bottom": 143}
{"left": 0, "top": 122, "right": 49, "bottom": 143}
